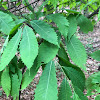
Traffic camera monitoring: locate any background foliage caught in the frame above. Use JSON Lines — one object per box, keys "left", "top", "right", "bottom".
{"left": 0, "top": 0, "right": 100, "bottom": 100}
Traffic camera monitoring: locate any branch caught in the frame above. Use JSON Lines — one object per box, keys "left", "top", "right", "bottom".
{"left": 88, "top": 5, "right": 95, "bottom": 11}
{"left": 87, "top": 6, "right": 100, "bottom": 18}
{"left": 25, "top": 22, "right": 34, "bottom": 30}
{"left": 9, "top": 0, "right": 40, "bottom": 13}
{"left": 5, "top": 1, "right": 18, "bottom": 11}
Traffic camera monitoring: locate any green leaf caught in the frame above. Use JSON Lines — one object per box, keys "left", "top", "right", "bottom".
{"left": 58, "top": 53, "right": 85, "bottom": 82}
{"left": 30, "top": 20, "right": 58, "bottom": 45}
{"left": 73, "top": 91, "right": 81, "bottom": 100}
{"left": 23, "top": 0, "right": 34, "bottom": 12}
{"left": 82, "top": 0, "right": 96, "bottom": 11}
{"left": 77, "top": 15, "right": 93, "bottom": 33}
{"left": 8, "top": 56, "right": 18, "bottom": 73}
{"left": 18, "top": 59, "right": 25, "bottom": 69}
{"left": 62, "top": 9, "right": 80, "bottom": 14}
{"left": 11, "top": 74, "right": 20, "bottom": 100}
{"left": 16, "top": 1, "right": 21, "bottom": 6}
{"left": 62, "top": 66, "right": 85, "bottom": 91}
{"left": 46, "top": 13, "right": 69, "bottom": 37}
{"left": 74, "top": 86, "right": 88, "bottom": 100}
{"left": 20, "top": 25, "right": 38, "bottom": 69}
{"left": 37, "top": 41, "right": 58, "bottom": 67}
{"left": 58, "top": 46, "right": 73, "bottom": 67}
{"left": 9, "top": 63, "right": 16, "bottom": 73}
{"left": 58, "top": 55, "right": 75, "bottom": 67}
{"left": 21, "top": 60, "right": 38, "bottom": 90}
{"left": 9, "top": 19, "right": 26, "bottom": 35}
{"left": 10, "top": 56, "right": 18, "bottom": 67}
{"left": 49, "top": 0, "right": 58, "bottom": 8}
{"left": 8, "top": 56, "right": 18, "bottom": 74}
{"left": 65, "top": 35, "right": 87, "bottom": 70}
{"left": 34, "top": 61, "right": 58, "bottom": 100}
{"left": 14, "top": 19, "right": 26, "bottom": 25}
{"left": 86, "top": 71, "right": 100, "bottom": 96}
{"left": 67, "top": 14, "right": 77, "bottom": 39}
{"left": 95, "top": 95, "right": 100, "bottom": 100}
{"left": 0, "top": 35, "right": 9, "bottom": 58}
{"left": 58, "top": 44, "right": 69, "bottom": 61}
{"left": 90, "top": 50, "right": 100, "bottom": 61}
{"left": 2, "top": 10, "right": 18, "bottom": 20}
{"left": 10, "top": 0, "right": 17, "bottom": 2}
{"left": 0, "top": 11, "right": 16, "bottom": 35}
{"left": 57, "top": 32, "right": 61, "bottom": 45}
{"left": 0, "top": 29, "right": 22, "bottom": 71}
{"left": 58, "top": 78, "right": 72, "bottom": 100}
{"left": 1, "top": 68, "right": 11, "bottom": 97}
{"left": 17, "top": 69, "right": 22, "bottom": 85}
{"left": 37, "top": 0, "right": 49, "bottom": 13}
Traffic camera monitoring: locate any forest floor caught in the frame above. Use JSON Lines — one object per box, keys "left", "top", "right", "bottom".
{"left": 0, "top": 20, "right": 100, "bottom": 100}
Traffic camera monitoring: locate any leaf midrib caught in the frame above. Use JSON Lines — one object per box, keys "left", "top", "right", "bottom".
{"left": 24, "top": 27, "right": 31, "bottom": 60}
{"left": 44, "top": 61, "right": 52, "bottom": 99}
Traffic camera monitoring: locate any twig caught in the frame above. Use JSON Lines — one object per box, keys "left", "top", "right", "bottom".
{"left": 87, "top": 6, "right": 100, "bottom": 18}
{"left": 7, "top": 1, "right": 21, "bottom": 11}
{"left": 25, "top": 22, "right": 34, "bottom": 30}
{"left": 11, "top": 0, "right": 40, "bottom": 13}
{"left": 38, "top": 39, "right": 44, "bottom": 45}
{"left": 88, "top": 5, "right": 95, "bottom": 11}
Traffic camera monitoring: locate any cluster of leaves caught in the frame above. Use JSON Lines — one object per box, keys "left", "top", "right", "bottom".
{"left": 0, "top": 0, "right": 100, "bottom": 100}
{"left": 42, "top": 0, "right": 100, "bottom": 16}
{"left": 83, "top": 50, "right": 100, "bottom": 99}
{"left": 58, "top": 0, "right": 100, "bottom": 11}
